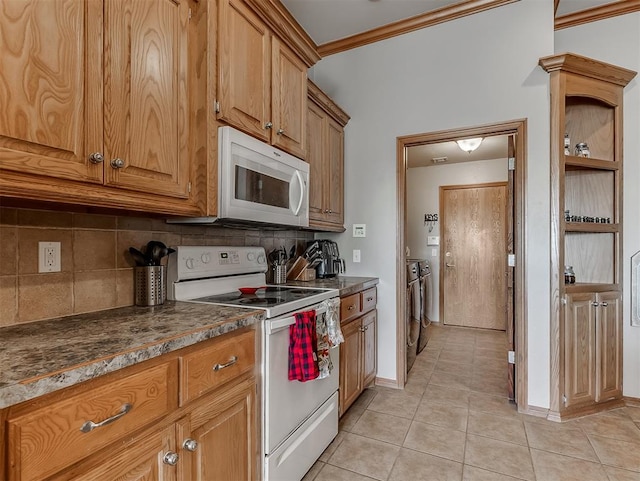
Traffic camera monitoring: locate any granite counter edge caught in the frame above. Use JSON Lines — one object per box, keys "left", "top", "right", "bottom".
{"left": 0, "top": 312, "right": 264, "bottom": 410}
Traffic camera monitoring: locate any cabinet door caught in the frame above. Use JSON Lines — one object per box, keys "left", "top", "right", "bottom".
{"left": 180, "top": 378, "right": 257, "bottom": 481}
{"left": 596, "top": 291, "right": 622, "bottom": 402}
{"left": 271, "top": 37, "right": 307, "bottom": 158}
{"left": 0, "top": 0, "right": 103, "bottom": 183}
{"left": 325, "top": 116, "right": 344, "bottom": 226}
{"left": 218, "top": 0, "right": 270, "bottom": 142}
{"left": 362, "top": 310, "right": 377, "bottom": 388}
{"left": 103, "top": 0, "right": 190, "bottom": 198}
{"left": 53, "top": 426, "right": 177, "bottom": 481}
{"left": 339, "top": 318, "right": 363, "bottom": 416}
{"left": 564, "top": 293, "right": 596, "bottom": 408}
{"left": 307, "top": 100, "right": 327, "bottom": 221}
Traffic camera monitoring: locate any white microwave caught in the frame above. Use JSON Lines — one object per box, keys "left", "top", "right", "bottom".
{"left": 169, "top": 126, "right": 309, "bottom": 228}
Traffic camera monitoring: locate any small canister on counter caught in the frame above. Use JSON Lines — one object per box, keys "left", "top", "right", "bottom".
{"left": 575, "top": 142, "right": 590, "bottom": 158}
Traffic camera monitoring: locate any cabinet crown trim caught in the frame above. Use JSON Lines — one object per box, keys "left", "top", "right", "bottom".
{"left": 539, "top": 52, "right": 637, "bottom": 87}
{"left": 308, "top": 80, "right": 351, "bottom": 126}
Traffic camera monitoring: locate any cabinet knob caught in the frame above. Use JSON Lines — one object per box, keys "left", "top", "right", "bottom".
{"left": 348, "top": 305, "right": 355, "bottom": 311}
{"left": 360, "top": 327, "right": 366, "bottom": 332}
{"left": 601, "top": 302, "right": 608, "bottom": 307}
{"left": 110, "top": 158, "right": 125, "bottom": 169}
{"left": 277, "top": 128, "right": 285, "bottom": 135}
{"left": 88, "top": 152, "right": 104, "bottom": 164}
{"left": 265, "top": 122, "right": 273, "bottom": 129}
{"left": 162, "top": 452, "right": 179, "bottom": 466}
{"left": 591, "top": 302, "right": 600, "bottom": 307}
{"left": 183, "top": 438, "right": 198, "bottom": 452}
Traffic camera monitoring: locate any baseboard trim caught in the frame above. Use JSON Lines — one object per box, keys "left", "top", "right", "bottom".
{"left": 375, "top": 376, "right": 401, "bottom": 389}
{"left": 624, "top": 396, "right": 640, "bottom": 407}
{"left": 518, "top": 404, "right": 549, "bottom": 419}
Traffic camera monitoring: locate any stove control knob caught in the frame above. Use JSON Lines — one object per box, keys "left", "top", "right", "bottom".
{"left": 185, "top": 257, "right": 195, "bottom": 269}
{"left": 201, "top": 253, "right": 211, "bottom": 264}
{"left": 247, "top": 252, "right": 256, "bottom": 262}
{"left": 257, "top": 253, "right": 266, "bottom": 264}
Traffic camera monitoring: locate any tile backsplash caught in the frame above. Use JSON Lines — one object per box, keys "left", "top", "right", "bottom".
{"left": 0, "top": 207, "right": 314, "bottom": 327}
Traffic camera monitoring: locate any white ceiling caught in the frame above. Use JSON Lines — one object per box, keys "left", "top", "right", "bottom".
{"left": 407, "top": 135, "right": 509, "bottom": 169}
{"left": 281, "top": 0, "right": 622, "bottom": 46}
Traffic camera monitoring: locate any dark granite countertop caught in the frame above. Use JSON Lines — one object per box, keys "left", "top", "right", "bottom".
{"left": 285, "top": 276, "right": 379, "bottom": 297}
{"left": 0, "top": 302, "right": 264, "bottom": 410}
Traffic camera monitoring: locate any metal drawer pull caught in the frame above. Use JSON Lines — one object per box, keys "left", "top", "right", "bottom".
{"left": 213, "top": 356, "right": 238, "bottom": 371}
{"left": 80, "top": 403, "right": 132, "bottom": 433}
{"left": 163, "top": 452, "right": 179, "bottom": 466}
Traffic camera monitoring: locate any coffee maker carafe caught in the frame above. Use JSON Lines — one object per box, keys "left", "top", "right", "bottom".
{"left": 312, "top": 240, "right": 345, "bottom": 278}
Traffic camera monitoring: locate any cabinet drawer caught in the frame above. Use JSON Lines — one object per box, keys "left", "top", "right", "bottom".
{"left": 340, "top": 293, "right": 361, "bottom": 323}
{"left": 8, "top": 361, "right": 177, "bottom": 481}
{"left": 361, "top": 287, "right": 377, "bottom": 313}
{"left": 181, "top": 330, "right": 255, "bottom": 405}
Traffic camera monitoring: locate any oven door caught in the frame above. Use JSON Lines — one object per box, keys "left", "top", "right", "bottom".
{"left": 219, "top": 126, "right": 309, "bottom": 227}
{"left": 263, "top": 304, "right": 339, "bottom": 456}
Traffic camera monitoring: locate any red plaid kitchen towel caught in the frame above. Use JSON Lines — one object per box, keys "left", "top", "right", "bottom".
{"left": 288, "top": 310, "right": 319, "bottom": 382}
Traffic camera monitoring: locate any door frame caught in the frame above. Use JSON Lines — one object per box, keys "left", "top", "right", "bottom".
{"left": 439, "top": 181, "right": 508, "bottom": 329}
{"left": 396, "top": 119, "right": 529, "bottom": 411}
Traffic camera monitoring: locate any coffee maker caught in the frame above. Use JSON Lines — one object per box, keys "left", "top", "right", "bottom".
{"left": 310, "top": 240, "right": 345, "bottom": 278}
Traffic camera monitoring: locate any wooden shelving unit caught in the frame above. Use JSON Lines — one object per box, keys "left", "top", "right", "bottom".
{"left": 540, "top": 53, "right": 636, "bottom": 421}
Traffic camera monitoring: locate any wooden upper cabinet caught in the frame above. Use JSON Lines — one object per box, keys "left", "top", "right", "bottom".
{"left": 271, "top": 37, "right": 307, "bottom": 158}
{"left": 217, "top": 0, "right": 271, "bottom": 143}
{"left": 307, "top": 80, "right": 349, "bottom": 231}
{"left": 0, "top": 0, "right": 191, "bottom": 205}
{"left": 217, "top": 0, "right": 307, "bottom": 158}
{"left": 0, "top": 0, "right": 102, "bottom": 183}
{"left": 103, "top": 0, "right": 190, "bottom": 198}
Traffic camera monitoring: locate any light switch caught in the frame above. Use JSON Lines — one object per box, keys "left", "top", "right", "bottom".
{"left": 431, "top": 248, "right": 438, "bottom": 257}
{"left": 353, "top": 249, "right": 361, "bottom": 263}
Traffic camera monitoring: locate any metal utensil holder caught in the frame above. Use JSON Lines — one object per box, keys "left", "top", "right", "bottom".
{"left": 271, "top": 264, "right": 287, "bottom": 284}
{"left": 135, "top": 266, "right": 166, "bottom": 306}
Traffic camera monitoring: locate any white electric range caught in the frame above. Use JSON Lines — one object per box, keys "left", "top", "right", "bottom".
{"left": 167, "top": 246, "right": 340, "bottom": 481}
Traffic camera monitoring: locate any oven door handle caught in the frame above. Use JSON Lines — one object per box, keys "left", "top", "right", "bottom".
{"left": 267, "top": 306, "right": 328, "bottom": 334}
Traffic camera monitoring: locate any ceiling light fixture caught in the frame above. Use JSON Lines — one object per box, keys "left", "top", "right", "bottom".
{"left": 456, "top": 137, "right": 483, "bottom": 153}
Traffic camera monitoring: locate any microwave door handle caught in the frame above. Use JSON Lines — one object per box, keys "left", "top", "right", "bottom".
{"left": 290, "top": 170, "right": 305, "bottom": 216}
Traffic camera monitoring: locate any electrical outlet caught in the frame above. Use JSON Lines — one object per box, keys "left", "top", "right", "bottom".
{"left": 39, "top": 242, "right": 61, "bottom": 273}
{"left": 353, "top": 249, "right": 361, "bottom": 263}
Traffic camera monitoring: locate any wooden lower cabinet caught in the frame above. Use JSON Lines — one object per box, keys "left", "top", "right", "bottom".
{"left": 338, "top": 287, "right": 377, "bottom": 416}
{"left": 564, "top": 291, "right": 621, "bottom": 410}
{"left": 3, "top": 329, "right": 258, "bottom": 481}
{"left": 179, "top": 377, "right": 257, "bottom": 481}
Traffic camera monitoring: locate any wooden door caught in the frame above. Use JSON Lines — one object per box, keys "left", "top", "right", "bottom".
{"left": 218, "top": 0, "right": 270, "bottom": 142}
{"left": 441, "top": 183, "right": 507, "bottom": 329}
{"left": 339, "top": 318, "right": 363, "bottom": 416}
{"left": 0, "top": 0, "right": 103, "bottom": 183}
{"left": 325, "top": 117, "right": 345, "bottom": 226}
{"left": 596, "top": 291, "right": 622, "bottom": 402}
{"left": 564, "top": 292, "right": 596, "bottom": 408}
{"left": 271, "top": 37, "right": 307, "bottom": 158}
{"left": 362, "top": 310, "right": 377, "bottom": 388}
{"left": 506, "top": 135, "right": 516, "bottom": 401}
{"left": 103, "top": 0, "right": 190, "bottom": 198}
{"left": 55, "top": 426, "right": 177, "bottom": 481}
{"left": 307, "top": 100, "right": 326, "bottom": 222}
{"left": 180, "top": 378, "right": 256, "bottom": 481}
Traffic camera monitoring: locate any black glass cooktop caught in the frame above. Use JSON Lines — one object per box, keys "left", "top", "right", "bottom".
{"left": 191, "top": 286, "right": 328, "bottom": 309}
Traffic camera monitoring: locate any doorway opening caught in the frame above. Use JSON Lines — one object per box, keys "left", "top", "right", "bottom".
{"left": 396, "top": 119, "right": 528, "bottom": 411}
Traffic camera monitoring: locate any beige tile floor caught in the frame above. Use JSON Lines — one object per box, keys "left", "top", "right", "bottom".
{"left": 303, "top": 324, "right": 640, "bottom": 481}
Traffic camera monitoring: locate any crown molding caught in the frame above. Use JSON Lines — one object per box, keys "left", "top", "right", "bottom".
{"left": 555, "top": 0, "right": 640, "bottom": 30}
{"left": 317, "top": 0, "right": 518, "bottom": 57}
{"left": 539, "top": 52, "right": 637, "bottom": 87}
{"left": 307, "top": 80, "right": 350, "bottom": 127}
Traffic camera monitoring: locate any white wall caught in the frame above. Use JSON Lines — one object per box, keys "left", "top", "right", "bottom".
{"left": 312, "top": 0, "right": 554, "bottom": 408}
{"left": 406, "top": 158, "right": 508, "bottom": 323}
{"left": 555, "top": 13, "right": 640, "bottom": 397}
